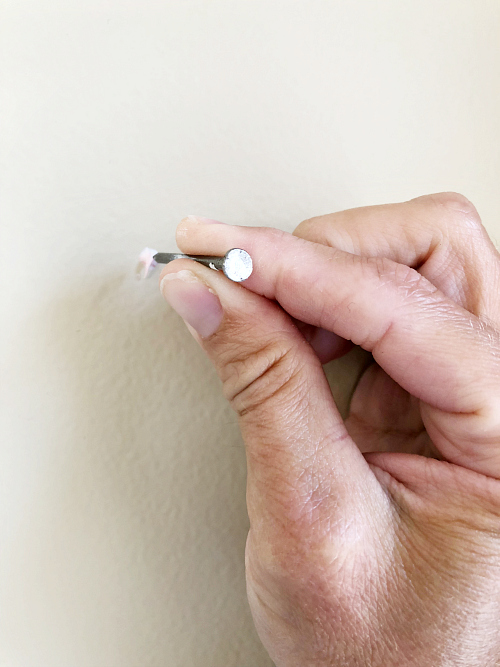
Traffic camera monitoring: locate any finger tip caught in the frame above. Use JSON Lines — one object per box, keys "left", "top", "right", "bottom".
{"left": 158, "top": 258, "right": 206, "bottom": 292}
{"left": 175, "top": 217, "right": 195, "bottom": 244}
{"left": 175, "top": 216, "right": 243, "bottom": 255}
{"left": 176, "top": 215, "right": 226, "bottom": 242}
{"left": 158, "top": 257, "right": 184, "bottom": 281}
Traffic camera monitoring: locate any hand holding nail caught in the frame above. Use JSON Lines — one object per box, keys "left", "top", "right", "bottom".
{"left": 159, "top": 205, "right": 500, "bottom": 667}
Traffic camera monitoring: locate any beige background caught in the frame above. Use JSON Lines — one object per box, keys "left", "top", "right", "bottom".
{"left": 1, "top": 1, "right": 500, "bottom": 666}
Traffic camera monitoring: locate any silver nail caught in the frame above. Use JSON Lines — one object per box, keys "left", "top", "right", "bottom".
{"left": 153, "top": 248, "right": 253, "bottom": 282}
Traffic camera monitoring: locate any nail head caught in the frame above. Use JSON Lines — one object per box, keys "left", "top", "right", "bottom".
{"left": 223, "top": 248, "right": 253, "bottom": 282}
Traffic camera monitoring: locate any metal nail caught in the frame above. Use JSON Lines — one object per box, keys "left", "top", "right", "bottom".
{"left": 153, "top": 248, "right": 253, "bottom": 282}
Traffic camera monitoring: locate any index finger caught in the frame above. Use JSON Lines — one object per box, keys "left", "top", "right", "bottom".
{"left": 176, "top": 216, "right": 500, "bottom": 477}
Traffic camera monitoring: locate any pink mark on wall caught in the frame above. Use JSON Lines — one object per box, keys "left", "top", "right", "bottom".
{"left": 136, "top": 247, "right": 158, "bottom": 280}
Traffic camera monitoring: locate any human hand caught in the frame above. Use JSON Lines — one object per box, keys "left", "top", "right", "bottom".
{"left": 159, "top": 194, "right": 500, "bottom": 667}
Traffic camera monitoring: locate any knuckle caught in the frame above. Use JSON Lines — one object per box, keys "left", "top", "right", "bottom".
{"left": 413, "top": 193, "right": 499, "bottom": 317}
{"left": 264, "top": 226, "right": 288, "bottom": 244}
{"left": 429, "top": 191, "right": 484, "bottom": 233}
{"left": 432, "top": 190, "right": 480, "bottom": 216}
{"left": 365, "top": 255, "right": 436, "bottom": 300}
{"left": 293, "top": 215, "right": 324, "bottom": 240}
{"left": 220, "top": 339, "right": 304, "bottom": 417}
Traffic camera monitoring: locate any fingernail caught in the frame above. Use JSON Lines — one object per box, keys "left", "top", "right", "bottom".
{"left": 160, "top": 270, "right": 223, "bottom": 338}
{"left": 184, "top": 215, "right": 225, "bottom": 225}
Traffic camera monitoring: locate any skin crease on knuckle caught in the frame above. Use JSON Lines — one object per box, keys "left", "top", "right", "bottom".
{"left": 219, "top": 336, "right": 303, "bottom": 416}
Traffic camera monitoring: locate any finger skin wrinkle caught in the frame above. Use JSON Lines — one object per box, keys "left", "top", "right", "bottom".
{"left": 423, "top": 245, "right": 471, "bottom": 309}
{"left": 371, "top": 453, "right": 500, "bottom": 533}
{"left": 221, "top": 339, "right": 306, "bottom": 417}
{"left": 273, "top": 240, "right": 340, "bottom": 311}
{"left": 380, "top": 259, "right": 438, "bottom": 300}
{"left": 266, "top": 436, "right": 355, "bottom": 538}
{"left": 423, "top": 406, "right": 500, "bottom": 478}
{"left": 350, "top": 260, "right": 438, "bottom": 352}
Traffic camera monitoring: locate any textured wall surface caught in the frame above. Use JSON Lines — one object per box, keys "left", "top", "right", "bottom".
{"left": 1, "top": 1, "right": 500, "bottom": 666}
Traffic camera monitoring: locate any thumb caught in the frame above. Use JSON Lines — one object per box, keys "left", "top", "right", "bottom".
{"left": 159, "top": 259, "right": 386, "bottom": 558}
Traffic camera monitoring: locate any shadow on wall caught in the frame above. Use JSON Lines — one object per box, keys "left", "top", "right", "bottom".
{"left": 14, "top": 266, "right": 367, "bottom": 666}
{"left": 20, "top": 269, "right": 273, "bottom": 667}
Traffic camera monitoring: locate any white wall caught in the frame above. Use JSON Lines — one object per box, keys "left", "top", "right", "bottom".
{"left": 2, "top": 1, "right": 499, "bottom": 665}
